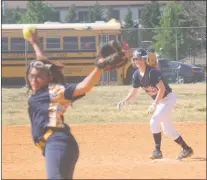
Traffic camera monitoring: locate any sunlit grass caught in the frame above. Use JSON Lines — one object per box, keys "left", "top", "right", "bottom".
{"left": 2, "top": 83, "right": 206, "bottom": 126}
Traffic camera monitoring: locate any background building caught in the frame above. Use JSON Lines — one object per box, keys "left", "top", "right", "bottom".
{"left": 4, "top": 1, "right": 166, "bottom": 23}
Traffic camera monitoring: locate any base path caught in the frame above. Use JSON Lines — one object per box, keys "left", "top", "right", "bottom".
{"left": 2, "top": 122, "right": 206, "bottom": 179}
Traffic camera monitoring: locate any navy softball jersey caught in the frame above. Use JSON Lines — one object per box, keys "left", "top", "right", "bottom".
{"left": 132, "top": 65, "right": 172, "bottom": 100}
{"left": 27, "top": 83, "right": 84, "bottom": 144}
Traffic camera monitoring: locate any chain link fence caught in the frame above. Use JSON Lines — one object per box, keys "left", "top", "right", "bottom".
{"left": 121, "top": 26, "right": 206, "bottom": 66}
{"left": 121, "top": 26, "right": 206, "bottom": 83}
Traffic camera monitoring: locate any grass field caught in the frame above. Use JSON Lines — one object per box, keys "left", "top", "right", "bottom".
{"left": 2, "top": 83, "right": 206, "bottom": 126}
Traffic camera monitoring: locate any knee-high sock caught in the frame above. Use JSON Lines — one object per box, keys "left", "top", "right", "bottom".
{"left": 174, "top": 136, "right": 190, "bottom": 149}
{"left": 153, "top": 132, "right": 161, "bottom": 150}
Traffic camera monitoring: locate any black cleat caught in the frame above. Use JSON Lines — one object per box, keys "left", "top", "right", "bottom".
{"left": 150, "top": 150, "right": 163, "bottom": 160}
{"left": 176, "top": 147, "right": 194, "bottom": 160}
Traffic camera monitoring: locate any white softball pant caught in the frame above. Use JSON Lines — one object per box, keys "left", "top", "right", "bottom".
{"left": 150, "top": 91, "right": 180, "bottom": 140}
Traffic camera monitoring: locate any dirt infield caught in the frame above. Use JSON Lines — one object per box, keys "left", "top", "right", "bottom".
{"left": 2, "top": 122, "right": 206, "bottom": 179}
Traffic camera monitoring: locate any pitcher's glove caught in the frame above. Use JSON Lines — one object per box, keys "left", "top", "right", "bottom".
{"left": 95, "top": 40, "right": 128, "bottom": 71}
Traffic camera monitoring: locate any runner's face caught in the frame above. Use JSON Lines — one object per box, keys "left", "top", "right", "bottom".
{"left": 132, "top": 57, "right": 145, "bottom": 67}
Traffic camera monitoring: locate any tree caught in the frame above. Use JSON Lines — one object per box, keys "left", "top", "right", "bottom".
{"left": 2, "top": 7, "right": 24, "bottom": 24}
{"left": 65, "top": 4, "right": 77, "bottom": 23}
{"left": 181, "top": 1, "right": 206, "bottom": 26}
{"left": 180, "top": 1, "right": 206, "bottom": 58}
{"left": 88, "top": 2, "right": 105, "bottom": 22}
{"left": 106, "top": 7, "right": 116, "bottom": 21}
{"left": 19, "top": 1, "right": 59, "bottom": 24}
{"left": 138, "top": 1, "right": 163, "bottom": 49}
{"left": 153, "top": 2, "right": 200, "bottom": 60}
{"left": 44, "top": 4, "right": 60, "bottom": 22}
{"left": 122, "top": 8, "right": 138, "bottom": 47}
{"left": 140, "top": 1, "right": 162, "bottom": 28}
{"left": 153, "top": 2, "right": 183, "bottom": 59}
{"left": 124, "top": 8, "right": 133, "bottom": 28}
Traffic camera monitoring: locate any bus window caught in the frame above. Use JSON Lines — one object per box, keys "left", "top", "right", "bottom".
{"left": 10, "top": 37, "right": 25, "bottom": 51}
{"left": 63, "top": 36, "right": 78, "bottom": 50}
{"left": 109, "top": 70, "right": 117, "bottom": 81}
{"left": 109, "top": 35, "right": 117, "bottom": 41}
{"left": 99, "top": 35, "right": 107, "bottom": 47}
{"left": 2, "top": 37, "right": 8, "bottom": 51}
{"left": 28, "top": 37, "right": 44, "bottom": 51}
{"left": 80, "top": 36, "right": 96, "bottom": 50}
{"left": 46, "top": 37, "right": 61, "bottom": 49}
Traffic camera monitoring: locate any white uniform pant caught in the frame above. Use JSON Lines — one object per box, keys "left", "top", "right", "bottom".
{"left": 150, "top": 91, "right": 180, "bottom": 140}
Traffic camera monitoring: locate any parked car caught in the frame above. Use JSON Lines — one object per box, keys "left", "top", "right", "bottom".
{"left": 169, "top": 61, "right": 205, "bottom": 83}
{"left": 158, "top": 59, "right": 205, "bottom": 83}
{"left": 157, "top": 59, "right": 177, "bottom": 83}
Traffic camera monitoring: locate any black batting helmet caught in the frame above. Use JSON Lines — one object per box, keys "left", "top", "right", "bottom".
{"left": 132, "top": 48, "right": 148, "bottom": 59}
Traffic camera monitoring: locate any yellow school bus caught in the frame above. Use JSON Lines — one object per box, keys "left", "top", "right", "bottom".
{"left": 2, "top": 22, "right": 134, "bottom": 86}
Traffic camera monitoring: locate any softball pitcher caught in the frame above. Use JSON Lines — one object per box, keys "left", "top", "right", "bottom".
{"left": 24, "top": 29, "right": 128, "bottom": 179}
{"left": 117, "top": 48, "right": 193, "bottom": 160}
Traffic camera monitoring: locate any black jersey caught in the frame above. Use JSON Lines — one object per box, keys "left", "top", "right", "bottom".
{"left": 28, "top": 83, "right": 84, "bottom": 144}
{"left": 132, "top": 65, "right": 172, "bottom": 100}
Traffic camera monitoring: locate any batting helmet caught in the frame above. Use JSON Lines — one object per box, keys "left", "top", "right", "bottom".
{"left": 132, "top": 48, "right": 148, "bottom": 59}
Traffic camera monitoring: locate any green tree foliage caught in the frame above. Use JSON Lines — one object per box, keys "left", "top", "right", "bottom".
{"left": 44, "top": 4, "right": 60, "bottom": 22}
{"left": 153, "top": 2, "right": 192, "bottom": 60}
{"left": 88, "top": 2, "right": 105, "bottom": 23}
{"left": 65, "top": 4, "right": 77, "bottom": 23}
{"left": 122, "top": 8, "right": 138, "bottom": 48}
{"left": 124, "top": 8, "right": 133, "bottom": 28}
{"left": 2, "top": 7, "right": 24, "bottom": 24}
{"left": 19, "top": 1, "right": 59, "bottom": 24}
{"left": 140, "top": 1, "right": 161, "bottom": 28}
{"left": 138, "top": 1, "right": 163, "bottom": 49}
{"left": 106, "top": 7, "right": 116, "bottom": 21}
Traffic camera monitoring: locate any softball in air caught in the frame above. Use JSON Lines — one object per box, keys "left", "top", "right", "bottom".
{"left": 23, "top": 26, "right": 36, "bottom": 39}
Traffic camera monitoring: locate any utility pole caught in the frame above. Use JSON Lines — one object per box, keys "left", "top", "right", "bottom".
{"left": 2, "top": 0, "right": 5, "bottom": 16}
{"left": 175, "top": 28, "right": 179, "bottom": 83}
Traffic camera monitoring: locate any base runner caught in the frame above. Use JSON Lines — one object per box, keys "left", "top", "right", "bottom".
{"left": 117, "top": 48, "right": 193, "bottom": 160}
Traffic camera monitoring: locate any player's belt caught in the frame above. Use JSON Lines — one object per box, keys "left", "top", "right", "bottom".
{"left": 35, "top": 129, "right": 53, "bottom": 150}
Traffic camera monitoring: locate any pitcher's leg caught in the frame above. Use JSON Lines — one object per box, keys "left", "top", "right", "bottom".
{"left": 60, "top": 134, "right": 79, "bottom": 179}
{"left": 45, "top": 137, "right": 79, "bottom": 179}
{"left": 45, "top": 142, "right": 63, "bottom": 179}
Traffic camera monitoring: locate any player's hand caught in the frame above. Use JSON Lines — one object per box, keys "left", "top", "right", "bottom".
{"left": 148, "top": 103, "right": 157, "bottom": 115}
{"left": 117, "top": 100, "right": 126, "bottom": 110}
